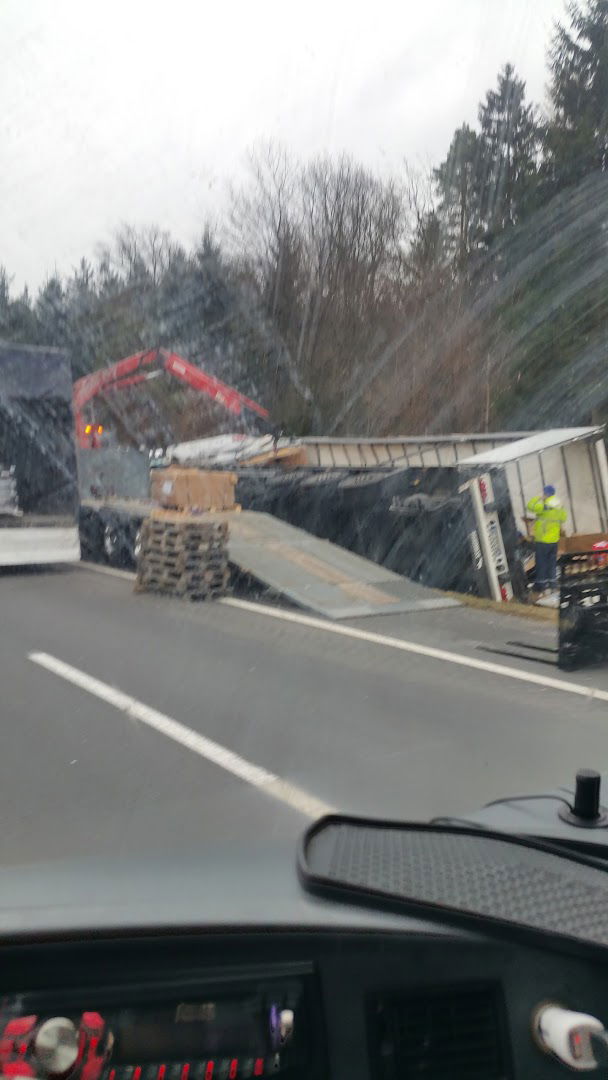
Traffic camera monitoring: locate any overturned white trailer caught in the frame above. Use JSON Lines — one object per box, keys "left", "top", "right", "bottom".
{"left": 280, "top": 429, "right": 608, "bottom": 603}
{"left": 169, "top": 427, "right": 608, "bottom": 539}
{"left": 81, "top": 427, "right": 608, "bottom": 603}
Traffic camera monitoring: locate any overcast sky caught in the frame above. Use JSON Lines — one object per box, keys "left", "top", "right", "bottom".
{"left": 2, "top": 0, "right": 564, "bottom": 292}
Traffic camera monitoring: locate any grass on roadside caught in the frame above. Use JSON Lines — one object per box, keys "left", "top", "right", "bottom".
{"left": 446, "top": 591, "right": 558, "bottom": 623}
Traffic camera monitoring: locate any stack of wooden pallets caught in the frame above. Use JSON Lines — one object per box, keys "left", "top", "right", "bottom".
{"left": 136, "top": 511, "right": 230, "bottom": 600}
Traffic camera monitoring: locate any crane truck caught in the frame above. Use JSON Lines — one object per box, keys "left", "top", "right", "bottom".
{"left": 74, "top": 347, "right": 270, "bottom": 565}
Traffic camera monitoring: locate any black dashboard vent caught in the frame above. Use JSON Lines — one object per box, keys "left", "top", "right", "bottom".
{"left": 368, "top": 985, "right": 509, "bottom": 1079}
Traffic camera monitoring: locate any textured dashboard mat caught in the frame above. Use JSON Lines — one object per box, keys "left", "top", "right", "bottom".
{"left": 299, "top": 816, "right": 608, "bottom": 954}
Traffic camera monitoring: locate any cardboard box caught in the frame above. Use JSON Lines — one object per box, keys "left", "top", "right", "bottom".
{"left": 189, "top": 469, "right": 237, "bottom": 510}
{"left": 559, "top": 532, "right": 608, "bottom": 554}
{"left": 150, "top": 468, "right": 237, "bottom": 511}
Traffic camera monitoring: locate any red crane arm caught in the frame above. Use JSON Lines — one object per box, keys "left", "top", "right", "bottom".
{"left": 162, "top": 352, "right": 268, "bottom": 419}
{"left": 73, "top": 348, "right": 269, "bottom": 446}
{"left": 73, "top": 349, "right": 160, "bottom": 413}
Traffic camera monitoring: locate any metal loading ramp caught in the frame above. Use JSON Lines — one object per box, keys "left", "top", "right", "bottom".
{"left": 207, "top": 510, "right": 461, "bottom": 619}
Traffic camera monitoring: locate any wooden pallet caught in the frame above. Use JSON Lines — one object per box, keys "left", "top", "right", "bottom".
{"left": 138, "top": 557, "right": 228, "bottom": 583}
{"left": 135, "top": 513, "right": 231, "bottom": 601}
{"left": 142, "top": 521, "right": 228, "bottom": 542}
{"left": 134, "top": 578, "right": 229, "bottom": 601}
{"left": 142, "top": 535, "right": 227, "bottom": 557}
{"left": 136, "top": 557, "right": 229, "bottom": 581}
{"left": 140, "top": 540, "right": 227, "bottom": 562}
{"left": 141, "top": 541, "right": 227, "bottom": 558}
{"left": 148, "top": 509, "right": 232, "bottom": 530}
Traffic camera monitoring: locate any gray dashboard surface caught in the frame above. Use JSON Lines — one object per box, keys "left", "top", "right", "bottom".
{"left": 0, "top": 846, "right": 475, "bottom": 941}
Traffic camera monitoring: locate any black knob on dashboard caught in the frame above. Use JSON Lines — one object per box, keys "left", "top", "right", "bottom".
{"left": 558, "top": 768, "right": 608, "bottom": 827}
{"left": 573, "top": 769, "right": 602, "bottom": 821}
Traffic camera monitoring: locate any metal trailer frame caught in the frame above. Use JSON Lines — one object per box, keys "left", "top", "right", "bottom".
{"left": 300, "top": 433, "right": 528, "bottom": 469}
{"left": 458, "top": 470, "right": 517, "bottom": 602}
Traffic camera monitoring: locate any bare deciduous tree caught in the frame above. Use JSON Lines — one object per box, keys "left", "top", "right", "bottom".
{"left": 228, "top": 145, "right": 408, "bottom": 432}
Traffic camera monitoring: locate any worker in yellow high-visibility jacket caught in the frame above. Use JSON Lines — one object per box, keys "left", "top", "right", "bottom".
{"left": 527, "top": 485, "right": 567, "bottom": 593}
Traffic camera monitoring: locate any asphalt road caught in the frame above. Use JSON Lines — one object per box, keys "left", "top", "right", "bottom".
{"left": 2, "top": 563, "right": 608, "bottom": 868}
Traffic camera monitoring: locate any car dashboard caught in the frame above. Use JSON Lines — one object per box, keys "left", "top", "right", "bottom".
{"left": 2, "top": 914, "right": 608, "bottom": 1079}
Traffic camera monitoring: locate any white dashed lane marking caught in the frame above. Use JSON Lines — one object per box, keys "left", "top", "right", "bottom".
{"left": 29, "top": 651, "right": 334, "bottom": 820}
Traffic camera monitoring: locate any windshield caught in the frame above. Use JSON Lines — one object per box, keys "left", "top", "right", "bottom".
{"left": 2, "top": 0, "right": 608, "bottom": 870}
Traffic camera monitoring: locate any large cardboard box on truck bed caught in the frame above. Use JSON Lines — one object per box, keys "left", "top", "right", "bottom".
{"left": 150, "top": 467, "right": 237, "bottom": 511}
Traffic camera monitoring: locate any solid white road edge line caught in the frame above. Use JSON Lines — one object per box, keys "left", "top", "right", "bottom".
{"left": 74, "top": 561, "right": 136, "bottom": 581}
{"left": 28, "top": 651, "right": 333, "bottom": 820}
{"left": 75, "top": 560, "right": 608, "bottom": 705}
{"left": 221, "top": 597, "right": 608, "bottom": 705}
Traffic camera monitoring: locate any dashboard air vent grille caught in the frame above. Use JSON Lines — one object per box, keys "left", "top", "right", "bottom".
{"left": 368, "top": 984, "right": 509, "bottom": 1079}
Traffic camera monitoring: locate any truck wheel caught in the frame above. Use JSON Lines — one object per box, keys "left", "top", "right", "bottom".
{"left": 133, "top": 525, "right": 143, "bottom": 562}
{"left": 79, "top": 509, "right": 104, "bottom": 562}
{"left": 125, "top": 523, "right": 143, "bottom": 568}
{"left": 103, "top": 523, "right": 120, "bottom": 564}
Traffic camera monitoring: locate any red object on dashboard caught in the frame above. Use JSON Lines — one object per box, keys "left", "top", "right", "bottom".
{"left": 79, "top": 1012, "right": 108, "bottom": 1080}
{"left": 81, "top": 1014, "right": 104, "bottom": 1033}
{"left": 2, "top": 1022, "right": 35, "bottom": 1039}
{"left": 1, "top": 1064, "right": 35, "bottom": 1077}
{"left": 0, "top": 1015, "right": 38, "bottom": 1079}
{"left": 0, "top": 1011, "right": 112, "bottom": 1080}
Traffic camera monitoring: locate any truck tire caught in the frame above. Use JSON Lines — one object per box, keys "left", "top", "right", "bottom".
{"left": 127, "top": 520, "right": 144, "bottom": 567}
{"left": 101, "top": 513, "right": 132, "bottom": 567}
{"left": 103, "top": 522, "right": 121, "bottom": 564}
{"left": 79, "top": 508, "right": 104, "bottom": 563}
{"left": 133, "top": 526, "right": 142, "bottom": 562}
